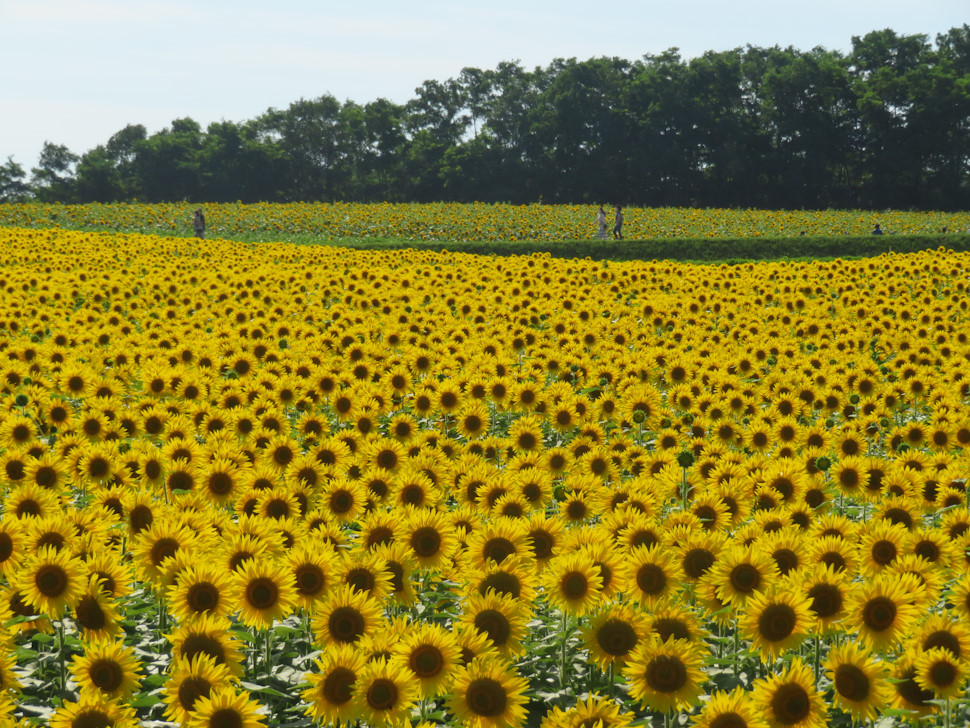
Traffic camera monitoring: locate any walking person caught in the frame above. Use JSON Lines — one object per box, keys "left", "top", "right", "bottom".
{"left": 193, "top": 208, "right": 206, "bottom": 239}
{"left": 612, "top": 205, "right": 624, "bottom": 240}
{"left": 595, "top": 206, "right": 609, "bottom": 239}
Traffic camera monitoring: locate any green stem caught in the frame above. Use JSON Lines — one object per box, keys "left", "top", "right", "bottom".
{"left": 264, "top": 628, "right": 273, "bottom": 678}
{"left": 560, "top": 611, "right": 570, "bottom": 691}
{"left": 813, "top": 636, "right": 821, "bottom": 683}
{"left": 56, "top": 619, "right": 67, "bottom": 693}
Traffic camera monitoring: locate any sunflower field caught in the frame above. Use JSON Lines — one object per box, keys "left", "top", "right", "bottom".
{"left": 0, "top": 226, "right": 969, "bottom": 728}
{"left": 2, "top": 202, "right": 970, "bottom": 242}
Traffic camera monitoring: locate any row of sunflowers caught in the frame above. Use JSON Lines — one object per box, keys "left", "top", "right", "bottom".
{"left": 0, "top": 228, "right": 967, "bottom": 727}
{"left": 1, "top": 202, "right": 969, "bottom": 241}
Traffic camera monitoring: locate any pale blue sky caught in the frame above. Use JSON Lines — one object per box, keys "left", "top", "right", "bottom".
{"left": 1, "top": 0, "right": 967, "bottom": 169}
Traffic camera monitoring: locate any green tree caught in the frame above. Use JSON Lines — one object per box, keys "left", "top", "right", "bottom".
{"left": 30, "top": 142, "right": 79, "bottom": 202}
{"left": 131, "top": 118, "right": 204, "bottom": 202}
{"left": 0, "top": 157, "right": 30, "bottom": 202}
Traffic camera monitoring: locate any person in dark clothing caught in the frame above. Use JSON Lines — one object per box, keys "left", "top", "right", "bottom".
{"left": 871, "top": 223, "right": 883, "bottom": 235}
{"left": 193, "top": 209, "right": 206, "bottom": 239}
{"left": 613, "top": 205, "right": 624, "bottom": 240}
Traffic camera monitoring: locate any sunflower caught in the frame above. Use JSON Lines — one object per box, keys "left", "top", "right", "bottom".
{"left": 335, "top": 547, "right": 394, "bottom": 600}
{"left": 796, "top": 563, "right": 849, "bottom": 635}
{"left": 858, "top": 520, "right": 907, "bottom": 574}
{"left": 69, "top": 639, "right": 142, "bottom": 700}
{"left": 464, "top": 518, "right": 531, "bottom": 569}
{"left": 404, "top": 507, "right": 459, "bottom": 571}
{"left": 508, "top": 415, "right": 544, "bottom": 453}
{"left": 647, "top": 602, "right": 708, "bottom": 645}
{"left": 301, "top": 643, "right": 366, "bottom": 725}
{"left": 392, "top": 621, "right": 462, "bottom": 698}
{"left": 751, "top": 657, "right": 827, "bottom": 728}
{"left": 220, "top": 532, "right": 270, "bottom": 574}
{"left": 873, "top": 494, "right": 919, "bottom": 531}
{"left": 230, "top": 557, "right": 296, "bottom": 629}
{"left": 707, "top": 544, "right": 780, "bottom": 607}
{"left": 4, "top": 482, "right": 61, "bottom": 520}
{"left": 24, "top": 452, "right": 68, "bottom": 492}
{"left": 313, "top": 584, "right": 385, "bottom": 648}
{"left": 131, "top": 518, "right": 199, "bottom": 585}
{"left": 905, "top": 526, "right": 957, "bottom": 569}
{"left": 73, "top": 576, "right": 124, "bottom": 640}
{"left": 0, "top": 519, "right": 24, "bottom": 578}
{"left": 391, "top": 467, "right": 441, "bottom": 510}
{"left": 622, "top": 636, "right": 705, "bottom": 714}
{"left": 167, "top": 613, "right": 246, "bottom": 678}
{"left": 372, "top": 540, "right": 419, "bottom": 607}
{"left": 351, "top": 656, "right": 418, "bottom": 727}
{"left": 889, "top": 655, "right": 938, "bottom": 719}
{"left": 168, "top": 563, "right": 237, "bottom": 623}
{"left": 458, "top": 590, "right": 530, "bottom": 659}
{"left": 808, "top": 534, "right": 858, "bottom": 574}
{"left": 185, "top": 686, "right": 267, "bottom": 728}
{"left": 284, "top": 542, "right": 336, "bottom": 611}
{"left": 541, "top": 551, "right": 604, "bottom": 617}
{"left": 738, "top": 588, "right": 813, "bottom": 662}
{"left": 540, "top": 691, "right": 637, "bottom": 728}
{"left": 690, "top": 687, "right": 768, "bottom": 728}
{"left": 49, "top": 693, "right": 137, "bottom": 728}
{"left": 467, "top": 554, "right": 538, "bottom": 603}
{"left": 315, "top": 477, "right": 365, "bottom": 524}
{"left": 582, "top": 602, "right": 649, "bottom": 671}
{"left": 676, "top": 530, "right": 727, "bottom": 583}
{"left": 14, "top": 545, "right": 86, "bottom": 618}
{"left": 447, "top": 655, "right": 530, "bottom": 728}
{"left": 620, "top": 544, "right": 676, "bottom": 607}
{"left": 197, "top": 457, "right": 241, "bottom": 506}
{"left": 913, "top": 646, "right": 967, "bottom": 700}
{"left": 458, "top": 401, "right": 491, "bottom": 439}
{"left": 824, "top": 641, "right": 892, "bottom": 722}
{"left": 845, "top": 573, "right": 921, "bottom": 652}
{"left": 162, "top": 653, "right": 237, "bottom": 725}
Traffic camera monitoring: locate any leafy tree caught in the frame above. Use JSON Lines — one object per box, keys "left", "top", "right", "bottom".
{"left": 0, "top": 157, "right": 30, "bottom": 202}
{"left": 131, "top": 118, "right": 204, "bottom": 202}
{"left": 30, "top": 142, "right": 79, "bottom": 202}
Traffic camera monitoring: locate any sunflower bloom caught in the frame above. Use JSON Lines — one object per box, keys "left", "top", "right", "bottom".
{"left": 622, "top": 636, "right": 706, "bottom": 713}
{"left": 302, "top": 643, "right": 366, "bottom": 725}
{"left": 69, "top": 639, "right": 142, "bottom": 700}
{"left": 751, "top": 658, "right": 827, "bottom": 728}
{"left": 447, "top": 655, "right": 530, "bottom": 728}
{"left": 15, "top": 545, "right": 86, "bottom": 618}
{"left": 185, "top": 686, "right": 267, "bottom": 728}
{"left": 824, "top": 642, "right": 892, "bottom": 722}
{"left": 231, "top": 557, "right": 297, "bottom": 629}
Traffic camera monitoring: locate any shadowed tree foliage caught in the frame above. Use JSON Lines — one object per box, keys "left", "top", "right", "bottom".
{"left": 13, "top": 25, "right": 970, "bottom": 210}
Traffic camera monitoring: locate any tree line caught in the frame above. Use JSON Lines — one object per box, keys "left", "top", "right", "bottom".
{"left": 2, "top": 27, "right": 969, "bottom": 210}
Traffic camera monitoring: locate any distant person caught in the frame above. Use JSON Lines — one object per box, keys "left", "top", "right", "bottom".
{"left": 193, "top": 208, "right": 206, "bottom": 239}
{"left": 613, "top": 205, "right": 624, "bottom": 240}
{"left": 595, "top": 206, "right": 608, "bottom": 239}
{"left": 872, "top": 223, "right": 883, "bottom": 235}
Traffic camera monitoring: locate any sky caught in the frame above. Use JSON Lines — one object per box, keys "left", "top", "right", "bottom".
{"left": 1, "top": 0, "right": 967, "bottom": 170}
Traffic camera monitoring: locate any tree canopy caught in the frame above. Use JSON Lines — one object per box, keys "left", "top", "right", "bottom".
{"left": 4, "top": 26, "right": 969, "bottom": 209}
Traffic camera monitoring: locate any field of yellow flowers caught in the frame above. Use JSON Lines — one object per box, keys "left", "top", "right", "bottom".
{"left": 2, "top": 202, "right": 969, "bottom": 242}
{"left": 0, "top": 226, "right": 969, "bottom": 727}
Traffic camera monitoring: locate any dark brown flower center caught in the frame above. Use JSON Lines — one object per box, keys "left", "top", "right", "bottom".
{"left": 596, "top": 619, "right": 638, "bottom": 657}
{"left": 322, "top": 666, "right": 355, "bottom": 705}
{"left": 769, "top": 683, "right": 810, "bottom": 724}
{"left": 645, "top": 655, "right": 687, "bottom": 693}
{"left": 862, "top": 596, "right": 896, "bottom": 632}
{"left": 834, "top": 664, "right": 870, "bottom": 702}
{"left": 759, "top": 604, "right": 796, "bottom": 642}
{"left": 466, "top": 677, "right": 507, "bottom": 717}
{"left": 473, "top": 609, "right": 511, "bottom": 647}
